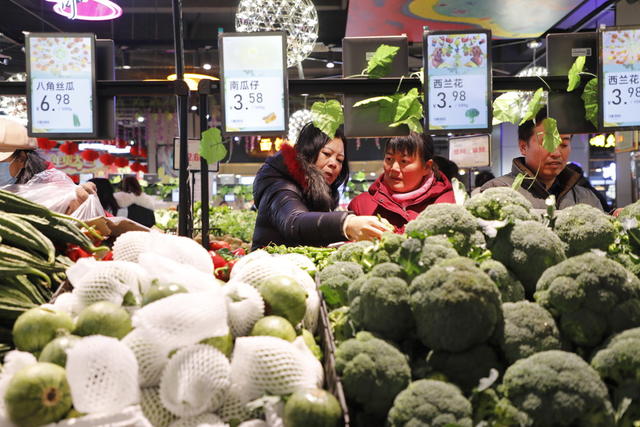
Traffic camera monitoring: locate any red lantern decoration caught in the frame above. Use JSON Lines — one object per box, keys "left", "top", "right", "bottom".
{"left": 130, "top": 161, "right": 142, "bottom": 172}
{"left": 80, "top": 149, "right": 100, "bottom": 162}
{"left": 140, "top": 164, "right": 148, "bottom": 174}
{"left": 129, "top": 146, "right": 140, "bottom": 157}
{"left": 70, "top": 175, "right": 80, "bottom": 184}
{"left": 139, "top": 148, "right": 147, "bottom": 158}
{"left": 59, "top": 142, "right": 79, "bottom": 155}
{"left": 36, "top": 138, "right": 57, "bottom": 150}
{"left": 116, "top": 139, "right": 128, "bottom": 149}
{"left": 99, "top": 153, "right": 114, "bottom": 165}
{"left": 114, "top": 157, "right": 129, "bottom": 168}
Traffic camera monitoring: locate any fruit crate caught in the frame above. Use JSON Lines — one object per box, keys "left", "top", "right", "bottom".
{"left": 316, "top": 277, "right": 351, "bottom": 427}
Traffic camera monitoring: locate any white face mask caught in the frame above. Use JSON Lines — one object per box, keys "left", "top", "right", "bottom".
{"left": 0, "top": 159, "right": 16, "bottom": 186}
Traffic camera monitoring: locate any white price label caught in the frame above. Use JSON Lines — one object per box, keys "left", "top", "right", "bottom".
{"left": 224, "top": 77, "right": 284, "bottom": 131}
{"left": 31, "top": 78, "right": 93, "bottom": 132}
{"left": 603, "top": 72, "right": 640, "bottom": 127}
{"left": 428, "top": 74, "right": 487, "bottom": 128}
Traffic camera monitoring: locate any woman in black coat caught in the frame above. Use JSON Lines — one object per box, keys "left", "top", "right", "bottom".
{"left": 251, "top": 123, "right": 387, "bottom": 249}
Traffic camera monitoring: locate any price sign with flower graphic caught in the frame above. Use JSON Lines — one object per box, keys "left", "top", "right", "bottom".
{"left": 26, "top": 33, "right": 97, "bottom": 138}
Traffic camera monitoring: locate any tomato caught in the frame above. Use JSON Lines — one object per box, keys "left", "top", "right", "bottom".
{"left": 209, "top": 251, "right": 228, "bottom": 269}
{"left": 209, "top": 240, "right": 231, "bottom": 251}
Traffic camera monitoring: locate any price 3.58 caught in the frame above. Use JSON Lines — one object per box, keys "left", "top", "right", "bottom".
{"left": 609, "top": 87, "right": 640, "bottom": 105}
{"left": 38, "top": 94, "right": 71, "bottom": 111}
{"left": 232, "top": 92, "right": 264, "bottom": 110}
{"left": 433, "top": 90, "right": 466, "bottom": 109}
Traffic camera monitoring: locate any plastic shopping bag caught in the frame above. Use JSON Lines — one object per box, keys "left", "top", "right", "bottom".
{"left": 0, "top": 169, "right": 78, "bottom": 214}
{"left": 70, "top": 193, "right": 106, "bottom": 221}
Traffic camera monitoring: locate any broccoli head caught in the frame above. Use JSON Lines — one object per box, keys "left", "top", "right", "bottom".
{"left": 349, "top": 276, "right": 413, "bottom": 341}
{"left": 591, "top": 326, "right": 640, "bottom": 389}
{"left": 426, "top": 344, "right": 502, "bottom": 393}
{"left": 318, "top": 261, "right": 364, "bottom": 282}
{"left": 318, "top": 274, "right": 350, "bottom": 309}
{"left": 554, "top": 204, "right": 617, "bottom": 256}
{"left": 465, "top": 187, "right": 537, "bottom": 222}
{"left": 420, "top": 238, "right": 459, "bottom": 271}
{"left": 490, "top": 220, "right": 566, "bottom": 297}
{"left": 379, "top": 232, "right": 406, "bottom": 255}
{"left": 328, "top": 241, "right": 374, "bottom": 265}
{"left": 399, "top": 237, "right": 424, "bottom": 278}
{"left": 335, "top": 331, "right": 411, "bottom": 417}
{"left": 405, "top": 204, "right": 479, "bottom": 256}
{"left": 479, "top": 259, "right": 525, "bottom": 302}
{"left": 387, "top": 379, "right": 473, "bottom": 427}
{"left": 501, "top": 350, "right": 614, "bottom": 426}
{"left": 368, "top": 262, "right": 405, "bottom": 279}
{"left": 409, "top": 257, "right": 502, "bottom": 352}
{"left": 619, "top": 199, "right": 640, "bottom": 252}
{"left": 535, "top": 252, "right": 640, "bottom": 348}
{"left": 496, "top": 301, "right": 562, "bottom": 364}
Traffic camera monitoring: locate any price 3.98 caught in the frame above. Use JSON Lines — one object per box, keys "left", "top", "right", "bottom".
{"left": 433, "top": 90, "right": 467, "bottom": 108}
{"left": 38, "top": 94, "right": 71, "bottom": 111}
{"left": 608, "top": 87, "right": 640, "bottom": 105}
{"left": 232, "top": 92, "right": 264, "bottom": 110}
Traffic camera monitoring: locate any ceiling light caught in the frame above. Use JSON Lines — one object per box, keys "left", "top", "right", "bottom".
{"left": 191, "top": 105, "right": 198, "bottom": 111}
{"left": 527, "top": 40, "right": 542, "bottom": 49}
{"left": 326, "top": 61, "right": 335, "bottom": 69}
{"left": 136, "top": 116, "right": 145, "bottom": 123}
{"left": 203, "top": 63, "right": 212, "bottom": 70}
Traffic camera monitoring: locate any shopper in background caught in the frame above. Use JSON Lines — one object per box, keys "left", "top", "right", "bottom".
{"left": 565, "top": 162, "right": 610, "bottom": 212}
{"left": 251, "top": 123, "right": 388, "bottom": 249}
{"left": 348, "top": 132, "right": 455, "bottom": 232}
{"left": 114, "top": 176, "right": 157, "bottom": 227}
{"left": 477, "top": 111, "right": 602, "bottom": 210}
{"left": 0, "top": 117, "right": 96, "bottom": 214}
{"left": 433, "top": 156, "right": 461, "bottom": 183}
{"left": 88, "top": 178, "right": 119, "bottom": 216}
{"left": 474, "top": 170, "right": 495, "bottom": 188}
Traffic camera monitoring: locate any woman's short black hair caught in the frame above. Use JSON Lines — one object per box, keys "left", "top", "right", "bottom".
{"left": 295, "top": 122, "right": 350, "bottom": 191}
{"left": 385, "top": 132, "right": 435, "bottom": 164}
{"left": 88, "top": 177, "right": 119, "bottom": 215}
{"left": 122, "top": 175, "right": 142, "bottom": 196}
{"left": 13, "top": 149, "right": 47, "bottom": 184}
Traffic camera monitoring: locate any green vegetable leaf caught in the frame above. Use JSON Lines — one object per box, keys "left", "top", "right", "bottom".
{"left": 353, "top": 171, "right": 366, "bottom": 181}
{"left": 519, "top": 87, "right": 545, "bottom": 125}
{"left": 512, "top": 173, "right": 525, "bottom": 191}
{"left": 581, "top": 77, "right": 598, "bottom": 128}
{"left": 394, "top": 88, "right": 420, "bottom": 122}
{"left": 311, "top": 100, "right": 344, "bottom": 139}
{"left": 542, "top": 117, "right": 561, "bottom": 153}
{"left": 492, "top": 92, "right": 523, "bottom": 125}
{"left": 567, "top": 55, "right": 586, "bottom": 92}
{"left": 199, "top": 127, "right": 226, "bottom": 164}
{"left": 352, "top": 95, "right": 394, "bottom": 108}
{"left": 319, "top": 284, "right": 348, "bottom": 307}
{"left": 379, "top": 94, "right": 401, "bottom": 124}
{"left": 366, "top": 44, "right": 400, "bottom": 79}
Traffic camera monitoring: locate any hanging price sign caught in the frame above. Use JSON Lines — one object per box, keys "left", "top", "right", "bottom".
{"left": 219, "top": 32, "right": 288, "bottom": 136}
{"left": 423, "top": 29, "right": 492, "bottom": 134}
{"left": 25, "top": 33, "right": 97, "bottom": 139}
{"left": 599, "top": 26, "right": 640, "bottom": 131}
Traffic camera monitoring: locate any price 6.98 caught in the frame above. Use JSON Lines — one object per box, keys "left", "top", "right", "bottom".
{"left": 232, "top": 92, "right": 263, "bottom": 110}
{"left": 38, "top": 94, "right": 71, "bottom": 111}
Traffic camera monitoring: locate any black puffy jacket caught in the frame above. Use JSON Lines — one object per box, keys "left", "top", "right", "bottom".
{"left": 251, "top": 144, "right": 349, "bottom": 250}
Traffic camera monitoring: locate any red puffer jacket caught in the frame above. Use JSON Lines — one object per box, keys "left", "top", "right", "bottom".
{"left": 348, "top": 172, "right": 455, "bottom": 233}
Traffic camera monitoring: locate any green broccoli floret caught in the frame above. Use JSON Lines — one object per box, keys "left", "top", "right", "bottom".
{"left": 426, "top": 344, "right": 502, "bottom": 393}
{"left": 329, "top": 241, "right": 374, "bottom": 265}
{"left": 619, "top": 200, "right": 640, "bottom": 252}
{"left": 495, "top": 301, "right": 562, "bottom": 364}
{"left": 405, "top": 204, "right": 479, "bottom": 256}
{"left": 554, "top": 204, "right": 617, "bottom": 256}
{"left": 424, "top": 234, "right": 455, "bottom": 248}
{"left": 387, "top": 379, "right": 473, "bottom": 427}
{"left": 399, "top": 237, "right": 424, "bottom": 278}
{"left": 335, "top": 331, "right": 411, "bottom": 417}
{"left": 535, "top": 252, "right": 640, "bottom": 348}
{"left": 328, "top": 306, "right": 355, "bottom": 344}
{"left": 479, "top": 259, "right": 525, "bottom": 302}
{"left": 409, "top": 257, "right": 502, "bottom": 352}
{"left": 501, "top": 350, "right": 615, "bottom": 426}
{"left": 318, "top": 261, "right": 365, "bottom": 308}
{"left": 420, "top": 239, "right": 459, "bottom": 271}
{"left": 318, "top": 261, "right": 364, "bottom": 281}
{"left": 368, "top": 262, "right": 405, "bottom": 279}
{"left": 379, "top": 232, "right": 406, "bottom": 255}
{"left": 490, "top": 220, "right": 566, "bottom": 297}
{"left": 349, "top": 276, "right": 413, "bottom": 341}
{"left": 465, "top": 187, "right": 537, "bottom": 222}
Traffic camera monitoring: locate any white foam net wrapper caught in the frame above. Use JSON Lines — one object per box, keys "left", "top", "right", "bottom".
{"left": 229, "top": 249, "right": 271, "bottom": 280}
{"left": 277, "top": 253, "right": 316, "bottom": 275}
{"left": 230, "top": 257, "right": 319, "bottom": 332}
{"left": 218, "top": 383, "right": 252, "bottom": 424}
{"left": 70, "top": 260, "right": 147, "bottom": 307}
{"left": 45, "top": 405, "right": 152, "bottom": 427}
{"left": 292, "top": 336, "right": 323, "bottom": 388}
{"left": 160, "top": 344, "right": 231, "bottom": 418}
{"left": 133, "top": 290, "right": 228, "bottom": 354}
{"left": 168, "top": 413, "right": 228, "bottom": 427}
{"left": 66, "top": 335, "right": 139, "bottom": 414}
{"left": 123, "top": 329, "right": 169, "bottom": 387}
{"left": 113, "top": 231, "right": 156, "bottom": 262}
{"left": 51, "top": 292, "right": 83, "bottom": 318}
{"left": 138, "top": 253, "right": 220, "bottom": 294}
{"left": 140, "top": 387, "right": 178, "bottom": 427}
{"left": 224, "top": 281, "right": 265, "bottom": 337}
{"left": 230, "top": 336, "right": 316, "bottom": 401}
{"left": 238, "top": 420, "right": 268, "bottom": 427}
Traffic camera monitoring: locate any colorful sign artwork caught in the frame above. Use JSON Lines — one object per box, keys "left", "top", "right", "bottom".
{"left": 346, "top": 0, "right": 583, "bottom": 40}
{"left": 45, "top": 0, "right": 122, "bottom": 21}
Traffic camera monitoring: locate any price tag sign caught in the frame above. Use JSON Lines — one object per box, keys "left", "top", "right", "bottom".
{"left": 448, "top": 134, "right": 491, "bottom": 168}
{"left": 599, "top": 26, "right": 640, "bottom": 131}
{"left": 25, "top": 33, "right": 97, "bottom": 138}
{"left": 423, "top": 30, "right": 492, "bottom": 134}
{"left": 219, "top": 32, "right": 288, "bottom": 136}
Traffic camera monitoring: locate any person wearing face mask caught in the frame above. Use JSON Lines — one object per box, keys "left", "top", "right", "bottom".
{"left": 0, "top": 117, "right": 96, "bottom": 214}
{"left": 348, "top": 132, "right": 455, "bottom": 233}
{"left": 476, "top": 111, "right": 602, "bottom": 210}
{"left": 251, "top": 123, "right": 388, "bottom": 250}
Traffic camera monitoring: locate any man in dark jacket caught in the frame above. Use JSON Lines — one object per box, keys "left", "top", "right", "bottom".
{"left": 478, "top": 112, "right": 602, "bottom": 210}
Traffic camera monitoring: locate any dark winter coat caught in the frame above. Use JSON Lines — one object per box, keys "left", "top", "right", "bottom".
{"left": 251, "top": 144, "right": 350, "bottom": 250}
{"left": 347, "top": 171, "right": 455, "bottom": 233}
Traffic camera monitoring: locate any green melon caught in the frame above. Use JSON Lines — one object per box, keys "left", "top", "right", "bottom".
{"left": 200, "top": 332, "right": 234, "bottom": 357}
{"left": 12, "top": 307, "right": 74, "bottom": 355}
{"left": 250, "top": 316, "right": 297, "bottom": 342}
{"left": 39, "top": 334, "right": 82, "bottom": 368}
{"left": 258, "top": 275, "right": 307, "bottom": 326}
{"left": 283, "top": 388, "right": 342, "bottom": 427}
{"left": 4, "top": 362, "right": 72, "bottom": 427}
{"left": 74, "top": 301, "right": 132, "bottom": 339}
{"left": 142, "top": 282, "right": 188, "bottom": 306}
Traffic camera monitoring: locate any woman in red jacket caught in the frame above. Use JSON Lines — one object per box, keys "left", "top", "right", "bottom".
{"left": 348, "top": 132, "right": 455, "bottom": 233}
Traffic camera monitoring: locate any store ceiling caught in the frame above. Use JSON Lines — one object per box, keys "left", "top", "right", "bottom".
{"left": 0, "top": 0, "right": 620, "bottom": 82}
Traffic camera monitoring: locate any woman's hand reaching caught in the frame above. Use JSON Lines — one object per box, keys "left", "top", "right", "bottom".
{"left": 343, "top": 215, "right": 390, "bottom": 241}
